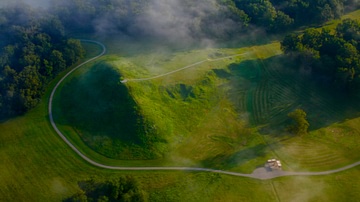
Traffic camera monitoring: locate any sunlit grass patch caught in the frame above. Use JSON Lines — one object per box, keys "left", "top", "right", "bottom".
{"left": 113, "top": 42, "right": 281, "bottom": 84}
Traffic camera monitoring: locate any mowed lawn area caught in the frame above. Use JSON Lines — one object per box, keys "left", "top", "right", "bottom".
{"left": 1, "top": 98, "right": 360, "bottom": 201}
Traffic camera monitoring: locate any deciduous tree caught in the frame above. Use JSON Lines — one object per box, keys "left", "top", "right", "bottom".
{"left": 287, "top": 109, "right": 310, "bottom": 135}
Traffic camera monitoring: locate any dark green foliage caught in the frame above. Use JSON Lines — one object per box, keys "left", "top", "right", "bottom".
{"left": 0, "top": 4, "right": 84, "bottom": 119}
{"left": 50, "top": 0, "right": 352, "bottom": 38}
{"left": 271, "top": 11, "right": 294, "bottom": 32}
{"left": 51, "top": 0, "right": 149, "bottom": 34}
{"left": 67, "top": 177, "right": 147, "bottom": 202}
{"left": 287, "top": 109, "right": 310, "bottom": 135}
{"left": 281, "top": 19, "right": 360, "bottom": 91}
{"left": 336, "top": 18, "right": 360, "bottom": 44}
{"left": 234, "top": 0, "right": 279, "bottom": 30}
{"left": 52, "top": 0, "right": 250, "bottom": 40}
{"left": 232, "top": 0, "right": 350, "bottom": 31}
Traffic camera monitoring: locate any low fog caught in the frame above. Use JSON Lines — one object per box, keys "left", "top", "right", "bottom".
{"left": 124, "top": 0, "right": 242, "bottom": 45}
{"left": 87, "top": 0, "right": 249, "bottom": 47}
{"left": 0, "top": 0, "right": 253, "bottom": 49}
{"left": 0, "top": 0, "right": 360, "bottom": 46}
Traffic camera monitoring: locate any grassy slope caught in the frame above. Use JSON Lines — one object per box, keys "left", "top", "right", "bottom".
{"left": 1, "top": 10, "right": 360, "bottom": 201}
{"left": 52, "top": 41, "right": 283, "bottom": 169}
{"left": 258, "top": 9, "right": 360, "bottom": 172}
{"left": 50, "top": 10, "right": 360, "bottom": 172}
{"left": 224, "top": 52, "right": 360, "bottom": 171}
{"left": 109, "top": 42, "right": 282, "bottom": 171}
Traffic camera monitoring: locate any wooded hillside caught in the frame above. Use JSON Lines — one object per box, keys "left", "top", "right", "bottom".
{"left": 0, "top": 4, "right": 84, "bottom": 119}
{"left": 281, "top": 19, "right": 360, "bottom": 91}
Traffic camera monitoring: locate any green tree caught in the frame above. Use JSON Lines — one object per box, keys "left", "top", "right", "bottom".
{"left": 97, "top": 196, "right": 109, "bottom": 202}
{"left": 64, "top": 39, "right": 85, "bottom": 66}
{"left": 302, "top": 28, "right": 322, "bottom": 49}
{"left": 320, "top": 4, "right": 335, "bottom": 22}
{"left": 336, "top": 18, "right": 360, "bottom": 45}
{"left": 271, "top": 11, "right": 294, "bottom": 31}
{"left": 71, "top": 190, "right": 88, "bottom": 202}
{"left": 235, "top": 0, "right": 277, "bottom": 29}
{"left": 334, "top": 42, "right": 360, "bottom": 85}
{"left": 68, "top": 176, "right": 147, "bottom": 202}
{"left": 281, "top": 33, "right": 302, "bottom": 53}
{"left": 287, "top": 109, "right": 310, "bottom": 135}
{"left": 0, "top": 4, "right": 85, "bottom": 119}
{"left": 50, "top": 50, "right": 66, "bottom": 74}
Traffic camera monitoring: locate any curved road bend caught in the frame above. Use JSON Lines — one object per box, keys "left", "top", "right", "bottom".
{"left": 49, "top": 40, "right": 360, "bottom": 180}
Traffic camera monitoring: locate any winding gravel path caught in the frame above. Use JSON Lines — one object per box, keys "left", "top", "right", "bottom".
{"left": 49, "top": 40, "right": 360, "bottom": 180}
{"left": 121, "top": 52, "right": 250, "bottom": 83}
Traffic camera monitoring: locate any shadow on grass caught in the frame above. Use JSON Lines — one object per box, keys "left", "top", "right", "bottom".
{"left": 53, "top": 62, "right": 165, "bottom": 159}
{"left": 0, "top": 114, "right": 17, "bottom": 123}
{"left": 57, "top": 62, "right": 142, "bottom": 143}
{"left": 200, "top": 143, "right": 270, "bottom": 171}
{"left": 221, "top": 55, "right": 360, "bottom": 135}
{"left": 64, "top": 176, "right": 145, "bottom": 202}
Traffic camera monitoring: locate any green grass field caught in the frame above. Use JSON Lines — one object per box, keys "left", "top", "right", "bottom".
{"left": 51, "top": 9, "right": 360, "bottom": 173}
{"left": 1, "top": 10, "right": 360, "bottom": 201}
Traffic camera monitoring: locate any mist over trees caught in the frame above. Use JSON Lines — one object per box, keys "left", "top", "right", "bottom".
{"left": 0, "top": 0, "right": 357, "bottom": 49}
{"left": 49, "top": 0, "right": 357, "bottom": 39}
{"left": 0, "top": 4, "right": 84, "bottom": 119}
{"left": 1, "top": 0, "right": 357, "bottom": 45}
{"left": 50, "top": 0, "right": 250, "bottom": 42}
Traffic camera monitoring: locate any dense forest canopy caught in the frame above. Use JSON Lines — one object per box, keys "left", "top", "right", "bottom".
{"left": 281, "top": 19, "right": 360, "bottom": 92}
{"left": 50, "top": 0, "right": 359, "bottom": 38}
{"left": 0, "top": 4, "right": 84, "bottom": 119}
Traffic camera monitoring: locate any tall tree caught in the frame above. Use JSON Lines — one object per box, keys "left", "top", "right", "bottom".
{"left": 287, "top": 109, "right": 310, "bottom": 135}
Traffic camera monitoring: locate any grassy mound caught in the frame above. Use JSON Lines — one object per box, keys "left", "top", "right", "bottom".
{"left": 53, "top": 35, "right": 360, "bottom": 172}
{"left": 53, "top": 62, "right": 166, "bottom": 159}
{"left": 109, "top": 43, "right": 282, "bottom": 170}
{"left": 112, "top": 39, "right": 360, "bottom": 171}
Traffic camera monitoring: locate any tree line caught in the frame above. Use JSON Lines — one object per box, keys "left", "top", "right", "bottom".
{"left": 66, "top": 176, "right": 147, "bottom": 202}
{"left": 281, "top": 19, "right": 360, "bottom": 92}
{"left": 235, "top": 0, "right": 358, "bottom": 31}
{"left": 51, "top": 0, "right": 358, "bottom": 36}
{"left": 0, "top": 4, "right": 84, "bottom": 119}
